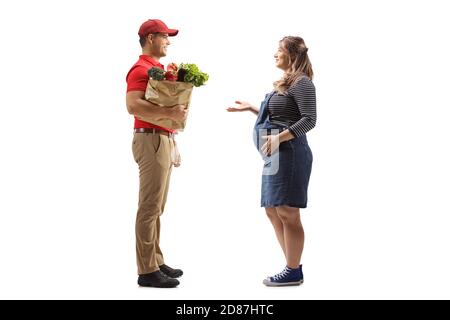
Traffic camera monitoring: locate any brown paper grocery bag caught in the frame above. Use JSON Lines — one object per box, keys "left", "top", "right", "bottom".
{"left": 138, "top": 79, "right": 194, "bottom": 130}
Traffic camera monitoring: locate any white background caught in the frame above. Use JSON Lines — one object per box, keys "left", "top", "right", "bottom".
{"left": 1, "top": 0, "right": 449, "bottom": 300}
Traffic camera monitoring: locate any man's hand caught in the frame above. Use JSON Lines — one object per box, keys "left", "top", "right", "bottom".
{"left": 172, "top": 141, "right": 181, "bottom": 167}
{"left": 168, "top": 105, "right": 188, "bottom": 123}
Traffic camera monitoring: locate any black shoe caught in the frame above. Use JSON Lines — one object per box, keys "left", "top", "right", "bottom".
{"left": 159, "top": 264, "right": 183, "bottom": 278}
{"left": 138, "top": 270, "right": 179, "bottom": 288}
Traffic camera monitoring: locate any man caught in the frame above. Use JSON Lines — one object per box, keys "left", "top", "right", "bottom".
{"left": 126, "top": 19, "right": 187, "bottom": 288}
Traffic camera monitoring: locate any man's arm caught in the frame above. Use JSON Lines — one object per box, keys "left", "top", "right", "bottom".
{"left": 126, "top": 91, "right": 188, "bottom": 123}
{"left": 126, "top": 90, "right": 169, "bottom": 120}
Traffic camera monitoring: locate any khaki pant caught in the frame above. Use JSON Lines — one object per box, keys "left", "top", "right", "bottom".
{"left": 132, "top": 133, "right": 173, "bottom": 275}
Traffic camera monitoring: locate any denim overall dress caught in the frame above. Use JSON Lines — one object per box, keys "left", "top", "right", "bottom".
{"left": 253, "top": 91, "right": 313, "bottom": 208}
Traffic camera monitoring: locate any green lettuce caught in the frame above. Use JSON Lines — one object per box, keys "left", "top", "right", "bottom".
{"left": 178, "top": 63, "right": 209, "bottom": 87}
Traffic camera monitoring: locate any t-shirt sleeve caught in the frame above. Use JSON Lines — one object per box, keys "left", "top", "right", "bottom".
{"left": 288, "top": 77, "right": 317, "bottom": 138}
{"left": 126, "top": 66, "right": 149, "bottom": 92}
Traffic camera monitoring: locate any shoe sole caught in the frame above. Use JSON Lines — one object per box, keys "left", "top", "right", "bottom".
{"left": 263, "top": 279, "right": 304, "bottom": 287}
{"left": 138, "top": 283, "right": 179, "bottom": 288}
{"left": 138, "top": 279, "right": 180, "bottom": 288}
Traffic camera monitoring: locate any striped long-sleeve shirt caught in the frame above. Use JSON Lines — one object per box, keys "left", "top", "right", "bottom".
{"left": 268, "top": 77, "right": 317, "bottom": 138}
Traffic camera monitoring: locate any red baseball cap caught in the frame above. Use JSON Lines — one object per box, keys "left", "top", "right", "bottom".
{"left": 138, "top": 19, "right": 178, "bottom": 37}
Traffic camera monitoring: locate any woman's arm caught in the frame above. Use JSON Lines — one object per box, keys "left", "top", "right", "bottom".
{"left": 287, "top": 78, "right": 317, "bottom": 138}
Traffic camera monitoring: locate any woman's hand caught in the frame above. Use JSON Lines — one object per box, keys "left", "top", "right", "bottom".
{"left": 261, "top": 134, "right": 281, "bottom": 156}
{"left": 227, "top": 101, "right": 254, "bottom": 112}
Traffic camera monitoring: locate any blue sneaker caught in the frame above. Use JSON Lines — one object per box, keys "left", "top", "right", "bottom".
{"left": 263, "top": 265, "right": 304, "bottom": 287}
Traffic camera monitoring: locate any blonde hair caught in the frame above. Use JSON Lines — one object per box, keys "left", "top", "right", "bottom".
{"left": 273, "top": 36, "right": 314, "bottom": 95}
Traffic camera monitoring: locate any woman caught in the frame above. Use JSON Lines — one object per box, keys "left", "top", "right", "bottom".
{"left": 227, "top": 36, "right": 316, "bottom": 286}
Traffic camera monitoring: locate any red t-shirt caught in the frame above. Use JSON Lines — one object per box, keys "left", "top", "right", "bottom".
{"left": 126, "top": 55, "right": 175, "bottom": 132}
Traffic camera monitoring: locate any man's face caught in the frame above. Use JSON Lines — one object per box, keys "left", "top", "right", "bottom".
{"left": 148, "top": 33, "right": 171, "bottom": 57}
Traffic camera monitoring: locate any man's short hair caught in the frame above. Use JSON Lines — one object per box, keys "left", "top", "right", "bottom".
{"left": 139, "top": 36, "right": 146, "bottom": 48}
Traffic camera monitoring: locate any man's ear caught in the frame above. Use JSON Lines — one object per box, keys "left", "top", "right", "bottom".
{"left": 147, "top": 34, "right": 154, "bottom": 44}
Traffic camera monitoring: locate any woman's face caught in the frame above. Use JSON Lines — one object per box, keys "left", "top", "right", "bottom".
{"left": 274, "top": 45, "right": 289, "bottom": 71}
